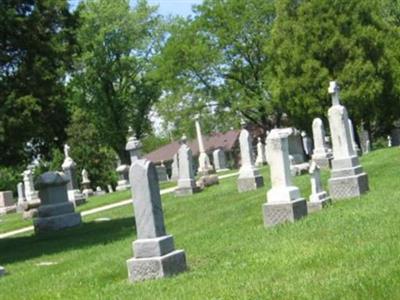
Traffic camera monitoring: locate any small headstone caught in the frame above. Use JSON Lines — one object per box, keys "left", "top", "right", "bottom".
{"left": 264, "top": 131, "right": 270, "bottom": 163}
{"left": 170, "top": 153, "right": 179, "bottom": 181}
{"left": 307, "top": 161, "right": 331, "bottom": 213}
{"left": 115, "top": 163, "right": 130, "bottom": 191}
{"left": 61, "top": 144, "right": 86, "bottom": 206}
{"left": 213, "top": 148, "right": 229, "bottom": 172}
{"left": 156, "top": 161, "right": 169, "bottom": 182}
{"left": 81, "top": 169, "right": 94, "bottom": 197}
{"left": 126, "top": 159, "right": 187, "bottom": 282}
{"left": 95, "top": 186, "right": 106, "bottom": 196}
{"left": 255, "top": 137, "right": 267, "bottom": 167}
{"left": 175, "top": 136, "right": 201, "bottom": 196}
{"left": 262, "top": 129, "right": 307, "bottom": 227}
{"left": 237, "top": 122, "right": 264, "bottom": 193}
{"left": 0, "top": 191, "right": 16, "bottom": 215}
{"left": 33, "top": 171, "right": 82, "bottom": 233}
{"left": 17, "top": 182, "right": 26, "bottom": 212}
{"left": 107, "top": 184, "right": 114, "bottom": 193}
{"left": 327, "top": 81, "right": 369, "bottom": 200}
{"left": 22, "top": 169, "right": 40, "bottom": 219}
{"left": 387, "top": 135, "right": 392, "bottom": 147}
{"left": 348, "top": 119, "right": 362, "bottom": 156}
{"left": 195, "top": 115, "right": 214, "bottom": 176}
{"left": 311, "top": 118, "right": 332, "bottom": 168}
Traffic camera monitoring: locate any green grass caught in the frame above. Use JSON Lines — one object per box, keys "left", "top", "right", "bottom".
{"left": 0, "top": 148, "right": 399, "bottom": 299}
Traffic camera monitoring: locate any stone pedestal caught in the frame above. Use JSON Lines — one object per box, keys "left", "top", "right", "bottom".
{"left": 34, "top": 171, "right": 81, "bottom": 233}
{"left": 307, "top": 161, "right": 331, "bottom": 213}
{"left": 237, "top": 124, "right": 264, "bottom": 193}
{"left": 127, "top": 159, "right": 187, "bottom": 282}
{"left": 0, "top": 191, "right": 16, "bottom": 215}
{"left": 263, "top": 129, "right": 307, "bottom": 227}
{"left": 176, "top": 136, "right": 201, "bottom": 196}
{"left": 327, "top": 82, "right": 369, "bottom": 200}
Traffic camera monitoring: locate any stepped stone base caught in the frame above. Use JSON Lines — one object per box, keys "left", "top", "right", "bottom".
{"left": 127, "top": 249, "right": 187, "bottom": 282}
{"left": 307, "top": 192, "right": 331, "bottom": 213}
{"left": 237, "top": 175, "right": 264, "bottom": 193}
{"left": 68, "top": 190, "right": 86, "bottom": 206}
{"left": 263, "top": 198, "right": 307, "bottom": 228}
{"left": 312, "top": 157, "right": 331, "bottom": 169}
{"left": 34, "top": 203, "right": 81, "bottom": 233}
{"left": 329, "top": 172, "right": 369, "bottom": 200}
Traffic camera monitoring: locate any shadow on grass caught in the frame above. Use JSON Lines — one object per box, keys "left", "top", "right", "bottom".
{"left": 0, "top": 216, "right": 135, "bottom": 265}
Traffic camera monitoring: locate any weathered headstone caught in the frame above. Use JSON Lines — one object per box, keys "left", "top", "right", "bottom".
{"left": 307, "top": 161, "right": 331, "bottom": 213}
{"left": 61, "top": 145, "right": 86, "bottom": 206}
{"left": 195, "top": 115, "right": 214, "bottom": 176}
{"left": 126, "top": 159, "right": 187, "bottom": 282}
{"left": 213, "top": 148, "right": 229, "bottom": 172}
{"left": 95, "top": 186, "right": 106, "bottom": 196}
{"left": 287, "top": 129, "right": 307, "bottom": 164}
{"left": 170, "top": 153, "right": 179, "bottom": 181}
{"left": 255, "top": 137, "right": 267, "bottom": 167}
{"left": 264, "top": 131, "right": 270, "bottom": 163}
{"left": 327, "top": 81, "right": 369, "bottom": 200}
{"left": 107, "top": 184, "right": 114, "bottom": 193}
{"left": 348, "top": 119, "right": 362, "bottom": 156}
{"left": 17, "top": 182, "right": 26, "bottom": 212}
{"left": 301, "top": 131, "right": 313, "bottom": 157}
{"left": 33, "top": 171, "right": 82, "bottom": 233}
{"left": 0, "top": 191, "right": 16, "bottom": 215}
{"left": 156, "top": 161, "right": 169, "bottom": 182}
{"left": 387, "top": 135, "right": 392, "bottom": 147}
{"left": 115, "top": 163, "right": 130, "bottom": 191}
{"left": 176, "top": 136, "right": 200, "bottom": 196}
{"left": 311, "top": 118, "right": 332, "bottom": 168}
{"left": 81, "top": 169, "right": 94, "bottom": 197}
{"left": 263, "top": 129, "right": 307, "bottom": 227}
{"left": 237, "top": 123, "right": 264, "bottom": 192}
{"left": 22, "top": 168, "right": 40, "bottom": 218}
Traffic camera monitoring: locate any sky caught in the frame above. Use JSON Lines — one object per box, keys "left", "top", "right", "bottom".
{"left": 69, "top": 0, "right": 203, "bottom": 16}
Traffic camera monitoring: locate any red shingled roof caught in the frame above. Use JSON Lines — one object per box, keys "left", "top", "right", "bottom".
{"left": 145, "top": 129, "right": 240, "bottom": 163}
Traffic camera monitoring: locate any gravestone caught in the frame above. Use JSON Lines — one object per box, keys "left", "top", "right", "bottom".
{"left": 264, "top": 131, "right": 270, "bottom": 163}
{"left": 287, "top": 129, "right": 306, "bottom": 164}
{"left": 107, "top": 184, "right": 114, "bottom": 193}
{"left": 116, "top": 163, "right": 130, "bottom": 191}
{"left": 195, "top": 115, "right": 214, "bottom": 176}
{"left": 81, "top": 169, "right": 94, "bottom": 197}
{"left": 255, "top": 137, "right": 267, "bottom": 167}
{"left": 0, "top": 266, "right": 4, "bottom": 276}
{"left": 61, "top": 145, "right": 86, "bottom": 206}
{"left": 307, "top": 161, "right": 331, "bottom": 213}
{"left": 327, "top": 81, "right": 369, "bottom": 200}
{"left": 22, "top": 168, "right": 40, "bottom": 218}
{"left": 213, "top": 149, "right": 229, "bottom": 172}
{"left": 391, "top": 120, "right": 400, "bottom": 146}
{"left": 263, "top": 129, "right": 307, "bottom": 227}
{"left": 0, "top": 191, "right": 16, "bottom": 215}
{"left": 387, "top": 135, "right": 392, "bottom": 147}
{"left": 170, "top": 153, "right": 179, "bottom": 181}
{"left": 156, "top": 161, "right": 169, "bottom": 182}
{"left": 95, "top": 186, "right": 106, "bottom": 196}
{"left": 126, "top": 130, "right": 142, "bottom": 163}
{"left": 126, "top": 159, "right": 187, "bottom": 282}
{"left": 311, "top": 118, "right": 332, "bottom": 168}
{"left": 301, "top": 131, "right": 313, "bottom": 157}
{"left": 237, "top": 123, "right": 264, "bottom": 193}
{"left": 17, "top": 182, "right": 26, "bottom": 212}
{"left": 34, "top": 171, "right": 82, "bottom": 233}
{"left": 348, "top": 119, "right": 362, "bottom": 156}
{"left": 176, "top": 136, "right": 200, "bottom": 196}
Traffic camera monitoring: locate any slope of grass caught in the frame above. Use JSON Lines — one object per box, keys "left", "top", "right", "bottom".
{"left": 0, "top": 148, "right": 399, "bottom": 299}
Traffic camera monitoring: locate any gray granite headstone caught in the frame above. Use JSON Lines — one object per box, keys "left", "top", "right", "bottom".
{"left": 0, "top": 191, "right": 16, "bottom": 215}
{"left": 126, "top": 159, "right": 187, "bottom": 282}
{"left": 176, "top": 136, "right": 200, "bottom": 196}
{"left": 156, "top": 161, "right": 169, "bottom": 182}
{"left": 311, "top": 118, "right": 332, "bottom": 168}
{"left": 33, "top": 171, "right": 82, "bottom": 233}
{"left": 213, "top": 148, "right": 229, "bottom": 172}
{"left": 327, "top": 81, "right": 369, "bottom": 200}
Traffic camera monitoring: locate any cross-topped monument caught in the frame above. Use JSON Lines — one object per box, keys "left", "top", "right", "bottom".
{"left": 328, "top": 80, "right": 340, "bottom": 106}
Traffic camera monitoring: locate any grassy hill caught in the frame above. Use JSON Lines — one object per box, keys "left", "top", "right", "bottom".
{"left": 0, "top": 148, "right": 399, "bottom": 299}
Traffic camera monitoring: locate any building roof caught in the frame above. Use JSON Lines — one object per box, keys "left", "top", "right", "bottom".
{"left": 145, "top": 129, "right": 240, "bottom": 163}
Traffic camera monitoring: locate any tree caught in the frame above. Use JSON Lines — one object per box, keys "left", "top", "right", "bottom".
{"left": 155, "top": 0, "right": 276, "bottom": 138}
{"left": 70, "top": 0, "right": 162, "bottom": 164}
{"left": 0, "top": 0, "right": 77, "bottom": 166}
{"left": 270, "top": 0, "right": 400, "bottom": 136}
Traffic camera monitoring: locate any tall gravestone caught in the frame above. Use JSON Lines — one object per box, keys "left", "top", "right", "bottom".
{"left": 81, "top": 169, "right": 94, "bottom": 197}
{"left": 176, "top": 136, "right": 200, "bottom": 196}
{"left": 34, "top": 171, "right": 82, "bottom": 233}
{"left": 61, "top": 145, "right": 85, "bottom": 206}
{"left": 348, "top": 119, "right": 362, "bottom": 156}
{"left": 22, "top": 168, "right": 41, "bottom": 218}
{"left": 126, "top": 159, "right": 187, "bottom": 282}
{"left": 311, "top": 118, "right": 332, "bottom": 168}
{"left": 170, "top": 153, "right": 179, "bottom": 181}
{"left": 213, "top": 148, "right": 229, "bottom": 172}
{"left": 195, "top": 115, "right": 214, "bottom": 176}
{"left": 327, "top": 81, "right": 369, "bottom": 200}
{"left": 387, "top": 135, "right": 392, "bottom": 147}
{"left": 237, "top": 123, "right": 264, "bottom": 192}
{"left": 307, "top": 161, "right": 331, "bottom": 213}
{"left": 255, "top": 137, "right": 267, "bottom": 166}
{"left": 263, "top": 129, "right": 307, "bottom": 227}
{"left": 17, "top": 182, "right": 26, "bottom": 212}
{"left": 301, "top": 131, "right": 313, "bottom": 157}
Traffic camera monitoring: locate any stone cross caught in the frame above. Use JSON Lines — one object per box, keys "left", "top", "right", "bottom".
{"left": 262, "top": 129, "right": 307, "bottom": 227}
{"left": 125, "top": 129, "right": 142, "bottom": 163}
{"left": 328, "top": 81, "right": 340, "bottom": 106}
{"left": 126, "top": 159, "right": 187, "bottom": 282}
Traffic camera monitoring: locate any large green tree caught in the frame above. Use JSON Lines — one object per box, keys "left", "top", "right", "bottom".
{"left": 70, "top": 0, "right": 162, "bottom": 164}
{"left": 0, "top": 0, "right": 77, "bottom": 166}
{"left": 155, "top": 0, "right": 276, "bottom": 138}
{"left": 270, "top": 0, "right": 400, "bottom": 135}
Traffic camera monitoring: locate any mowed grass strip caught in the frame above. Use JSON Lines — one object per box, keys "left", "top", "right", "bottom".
{"left": 0, "top": 148, "right": 399, "bottom": 299}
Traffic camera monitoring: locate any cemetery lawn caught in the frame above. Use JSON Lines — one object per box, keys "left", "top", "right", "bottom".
{"left": 1, "top": 148, "right": 399, "bottom": 299}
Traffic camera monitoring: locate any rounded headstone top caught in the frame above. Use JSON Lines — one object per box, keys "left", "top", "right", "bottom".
{"left": 35, "top": 171, "right": 69, "bottom": 189}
